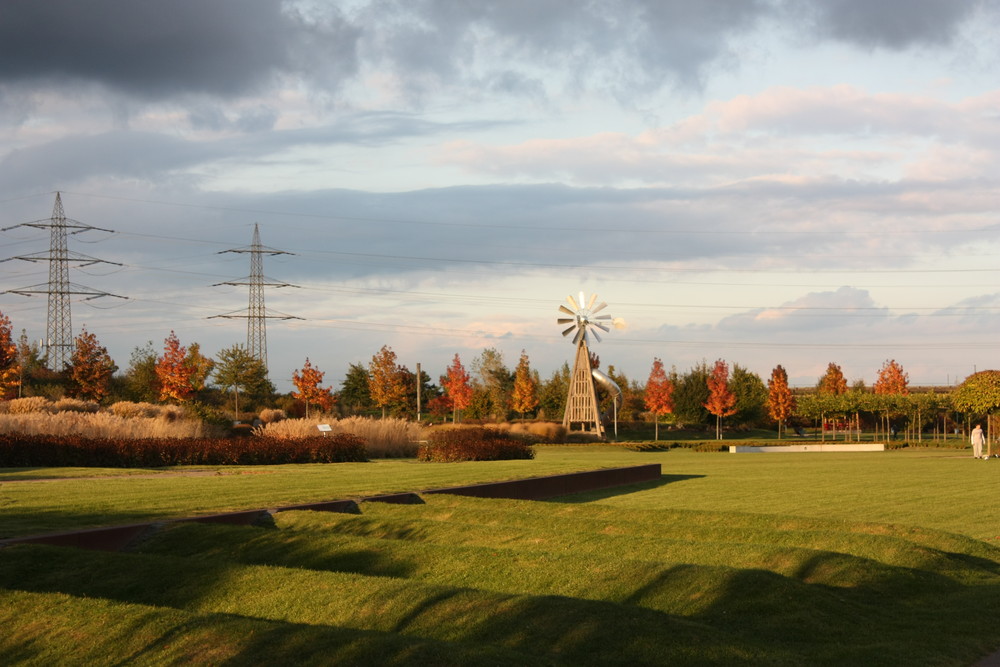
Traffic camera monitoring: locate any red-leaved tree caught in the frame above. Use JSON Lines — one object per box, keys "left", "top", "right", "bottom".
{"left": 766, "top": 364, "right": 795, "bottom": 439}
{"left": 644, "top": 357, "right": 674, "bottom": 441}
{"left": 293, "top": 357, "right": 335, "bottom": 417}
{"left": 156, "top": 331, "right": 196, "bottom": 402}
{"left": 441, "top": 353, "right": 473, "bottom": 423}
{"left": 68, "top": 327, "right": 117, "bottom": 401}
{"left": 704, "top": 359, "right": 737, "bottom": 440}
{"left": 874, "top": 359, "right": 909, "bottom": 395}
{"left": 0, "top": 311, "right": 19, "bottom": 399}
{"left": 511, "top": 350, "right": 539, "bottom": 418}
{"left": 818, "top": 362, "right": 848, "bottom": 395}
{"left": 368, "top": 345, "right": 407, "bottom": 418}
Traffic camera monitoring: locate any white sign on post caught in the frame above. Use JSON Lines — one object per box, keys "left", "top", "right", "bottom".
{"left": 317, "top": 424, "right": 332, "bottom": 436}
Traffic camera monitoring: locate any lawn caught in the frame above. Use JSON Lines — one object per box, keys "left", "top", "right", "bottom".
{"left": 2, "top": 446, "right": 999, "bottom": 665}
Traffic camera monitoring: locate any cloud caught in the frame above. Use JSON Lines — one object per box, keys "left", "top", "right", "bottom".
{"left": 0, "top": 0, "right": 359, "bottom": 99}
{"left": 798, "top": 0, "right": 984, "bottom": 50}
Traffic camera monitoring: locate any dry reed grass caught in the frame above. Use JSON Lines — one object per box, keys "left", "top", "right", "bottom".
{"left": 52, "top": 398, "right": 100, "bottom": 413}
{"left": 494, "top": 421, "right": 568, "bottom": 443}
{"left": 255, "top": 416, "right": 422, "bottom": 458}
{"left": 258, "top": 408, "right": 287, "bottom": 424}
{"left": 2, "top": 397, "right": 51, "bottom": 414}
{"left": 0, "top": 410, "right": 221, "bottom": 439}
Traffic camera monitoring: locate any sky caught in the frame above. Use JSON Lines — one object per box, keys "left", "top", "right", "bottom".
{"left": 2, "top": 0, "right": 1000, "bottom": 393}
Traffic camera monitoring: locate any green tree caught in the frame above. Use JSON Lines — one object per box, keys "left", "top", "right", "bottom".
{"left": 124, "top": 341, "right": 159, "bottom": 402}
{"left": 339, "top": 362, "right": 373, "bottom": 414}
{"left": 952, "top": 371, "right": 1000, "bottom": 446}
{"left": 15, "top": 330, "right": 44, "bottom": 398}
{"left": 471, "top": 347, "right": 512, "bottom": 421}
{"left": 672, "top": 361, "right": 711, "bottom": 426}
{"left": 538, "top": 363, "right": 570, "bottom": 420}
{"left": 730, "top": 363, "right": 767, "bottom": 426}
{"left": 214, "top": 344, "right": 272, "bottom": 417}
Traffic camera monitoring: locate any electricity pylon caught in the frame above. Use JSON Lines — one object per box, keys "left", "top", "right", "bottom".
{"left": 210, "top": 224, "right": 300, "bottom": 370}
{"left": 1, "top": 192, "right": 125, "bottom": 370}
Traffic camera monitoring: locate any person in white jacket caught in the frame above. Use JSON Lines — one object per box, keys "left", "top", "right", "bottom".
{"left": 971, "top": 424, "right": 986, "bottom": 459}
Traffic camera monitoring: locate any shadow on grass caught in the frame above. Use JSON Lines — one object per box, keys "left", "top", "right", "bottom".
{"left": 547, "top": 474, "right": 705, "bottom": 503}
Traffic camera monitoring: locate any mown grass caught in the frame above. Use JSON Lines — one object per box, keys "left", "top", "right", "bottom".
{"left": 2, "top": 446, "right": 1000, "bottom": 664}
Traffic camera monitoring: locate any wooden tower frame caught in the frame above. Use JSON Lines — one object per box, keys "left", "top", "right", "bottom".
{"left": 563, "top": 337, "right": 604, "bottom": 437}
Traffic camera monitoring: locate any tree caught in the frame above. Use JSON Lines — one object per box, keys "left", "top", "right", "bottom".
{"left": 68, "top": 327, "right": 117, "bottom": 401}
{"left": 214, "top": 344, "right": 272, "bottom": 416}
{"left": 156, "top": 331, "right": 196, "bottom": 402}
{"left": 184, "top": 343, "right": 215, "bottom": 396}
{"left": 511, "top": 350, "right": 539, "bottom": 418}
{"left": 15, "top": 329, "right": 44, "bottom": 398}
{"left": 672, "top": 362, "right": 711, "bottom": 426}
{"left": 441, "top": 353, "right": 474, "bottom": 422}
{"left": 368, "top": 345, "right": 407, "bottom": 418}
{"left": 817, "top": 362, "right": 848, "bottom": 395}
{"left": 953, "top": 371, "right": 1000, "bottom": 447}
{"left": 124, "top": 341, "right": 159, "bottom": 402}
{"left": 339, "top": 362, "right": 372, "bottom": 414}
{"left": 730, "top": 364, "right": 767, "bottom": 426}
{"left": 874, "top": 359, "right": 909, "bottom": 396}
{"left": 471, "top": 347, "right": 511, "bottom": 421}
{"left": 766, "top": 365, "right": 795, "bottom": 439}
{"left": 537, "top": 363, "right": 570, "bottom": 420}
{"left": 644, "top": 358, "right": 674, "bottom": 440}
{"left": 0, "top": 311, "right": 19, "bottom": 399}
{"left": 704, "top": 359, "right": 737, "bottom": 440}
{"left": 292, "top": 357, "right": 335, "bottom": 417}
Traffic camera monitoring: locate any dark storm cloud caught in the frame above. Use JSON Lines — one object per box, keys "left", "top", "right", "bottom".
{"left": 797, "top": 0, "right": 984, "bottom": 50}
{"left": 0, "top": 0, "right": 359, "bottom": 98}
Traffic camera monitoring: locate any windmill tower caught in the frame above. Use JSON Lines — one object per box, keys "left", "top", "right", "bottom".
{"left": 1, "top": 192, "right": 124, "bottom": 370}
{"left": 211, "top": 224, "right": 300, "bottom": 370}
{"left": 557, "top": 292, "right": 621, "bottom": 437}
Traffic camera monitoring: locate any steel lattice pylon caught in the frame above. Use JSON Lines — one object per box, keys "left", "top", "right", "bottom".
{"left": 211, "top": 224, "right": 300, "bottom": 370}
{"left": 1, "top": 192, "right": 124, "bottom": 370}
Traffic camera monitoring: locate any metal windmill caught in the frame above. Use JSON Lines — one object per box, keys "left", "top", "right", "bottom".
{"left": 557, "top": 292, "right": 621, "bottom": 438}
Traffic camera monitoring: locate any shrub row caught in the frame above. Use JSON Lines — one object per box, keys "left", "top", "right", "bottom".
{"left": 0, "top": 433, "right": 368, "bottom": 468}
{"left": 418, "top": 427, "right": 535, "bottom": 462}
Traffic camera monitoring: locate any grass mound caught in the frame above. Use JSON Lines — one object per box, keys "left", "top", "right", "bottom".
{"left": 2, "top": 493, "right": 999, "bottom": 665}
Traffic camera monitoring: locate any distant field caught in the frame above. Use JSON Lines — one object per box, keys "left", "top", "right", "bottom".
{"left": 2, "top": 446, "right": 999, "bottom": 665}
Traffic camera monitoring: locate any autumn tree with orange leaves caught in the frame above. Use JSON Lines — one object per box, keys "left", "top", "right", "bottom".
{"left": 644, "top": 357, "right": 674, "bottom": 440}
{"left": 874, "top": 359, "right": 909, "bottom": 396}
{"left": 293, "top": 357, "right": 335, "bottom": 417}
{"left": 817, "top": 362, "right": 848, "bottom": 395}
{"left": 0, "top": 311, "right": 19, "bottom": 399}
{"left": 68, "top": 327, "right": 117, "bottom": 401}
{"left": 441, "top": 353, "right": 473, "bottom": 422}
{"left": 766, "top": 364, "right": 795, "bottom": 439}
{"left": 704, "top": 359, "right": 737, "bottom": 440}
{"left": 368, "top": 345, "right": 407, "bottom": 418}
{"left": 156, "top": 331, "right": 196, "bottom": 402}
{"left": 511, "top": 350, "right": 539, "bottom": 418}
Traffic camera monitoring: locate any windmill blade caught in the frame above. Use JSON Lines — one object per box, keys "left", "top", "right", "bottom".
{"left": 591, "top": 301, "right": 608, "bottom": 314}
{"left": 586, "top": 293, "right": 598, "bottom": 310}
{"left": 578, "top": 291, "right": 586, "bottom": 311}
{"left": 562, "top": 324, "right": 577, "bottom": 337}
{"left": 558, "top": 305, "right": 575, "bottom": 316}
{"left": 557, "top": 318, "right": 575, "bottom": 325}
{"left": 566, "top": 294, "right": 580, "bottom": 310}
{"left": 591, "top": 329, "right": 602, "bottom": 343}
{"left": 594, "top": 314, "right": 612, "bottom": 320}
{"left": 593, "top": 321, "right": 610, "bottom": 333}
{"left": 573, "top": 327, "right": 585, "bottom": 345}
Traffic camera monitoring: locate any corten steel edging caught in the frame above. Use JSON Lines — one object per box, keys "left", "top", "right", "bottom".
{"left": 0, "top": 465, "right": 660, "bottom": 551}
{"left": 424, "top": 464, "right": 661, "bottom": 500}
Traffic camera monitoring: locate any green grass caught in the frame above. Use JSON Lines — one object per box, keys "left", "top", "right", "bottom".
{"left": 2, "top": 446, "right": 1000, "bottom": 664}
